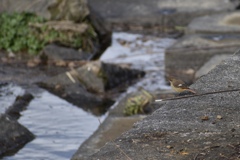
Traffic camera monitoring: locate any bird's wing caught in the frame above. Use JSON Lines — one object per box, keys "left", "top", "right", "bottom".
{"left": 173, "top": 80, "right": 189, "bottom": 89}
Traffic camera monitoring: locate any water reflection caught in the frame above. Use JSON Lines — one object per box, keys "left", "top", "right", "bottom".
{"left": 1, "top": 32, "right": 175, "bottom": 160}
{"left": 2, "top": 85, "right": 103, "bottom": 160}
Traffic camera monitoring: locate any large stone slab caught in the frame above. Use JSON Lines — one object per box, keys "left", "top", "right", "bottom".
{"left": 187, "top": 11, "right": 240, "bottom": 34}
{"left": 0, "top": 114, "right": 34, "bottom": 157}
{"left": 195, "top": 54, "right": 229, "bottom": 78}
{"left": 38, "top": 61, "right": 144, "bottom": 115}
{"left": 88, "top": 0, "right": 239, "bottom": 32}
{"left": 71, "top": 89, "right": 151, "bottom": 160}
{"left": 71, "top": 90, "right": 175, "bottom": 160}
{"left": 88, "top": 52, "right": 240, "bottom": 159}
{"left": 165, "top": 34, "right": 240, "bottom": 83}
{"left": 71, "top": 116, "right": 144, "bottom": 160}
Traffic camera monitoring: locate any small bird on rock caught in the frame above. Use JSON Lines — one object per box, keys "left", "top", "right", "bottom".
{"left": 168, "top": 76, "right": 196, "bottom": 94}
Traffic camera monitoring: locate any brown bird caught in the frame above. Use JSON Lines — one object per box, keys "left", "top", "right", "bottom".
{"left": 168, "top": 77, "right": 196, "bottom": 94}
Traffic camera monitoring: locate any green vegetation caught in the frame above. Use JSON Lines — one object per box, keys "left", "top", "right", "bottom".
{"left": 123, "top": 89, "right": 154, "bottom": 116}
{"left": 0, "top": 12, "right": 45, "bottom": 54}
{"left": 0, "top": 12, "right": 98, "bottom": 55}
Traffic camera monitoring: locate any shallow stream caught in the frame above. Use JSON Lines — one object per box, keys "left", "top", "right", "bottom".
{"left": 1, "top": 32, "right": 175, "bottom": 160}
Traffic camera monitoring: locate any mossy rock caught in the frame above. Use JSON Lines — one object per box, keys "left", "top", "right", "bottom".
{"left": 0, "top": 12, "right": 98, "bottom": 54}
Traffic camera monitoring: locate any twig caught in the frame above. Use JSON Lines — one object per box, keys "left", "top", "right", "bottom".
{"left": 66, "top": 71, "right": 76, "bottom": 83}
{"left": 155, "top": 89, "right": 240, "bottom": 102}
{"left": 194, "top": 153, "right": 200, "bottom": 160}
{"left": 232, "top": 47, "right": 240, "bottom": 56}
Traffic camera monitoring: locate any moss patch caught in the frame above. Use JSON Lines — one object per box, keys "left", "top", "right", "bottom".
{"left": 0, "top": 12, "right": 98, "bottom": 55}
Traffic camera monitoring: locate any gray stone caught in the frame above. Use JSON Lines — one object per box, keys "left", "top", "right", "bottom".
{"left": 88, "top": 0, "right": 239, "bottom": 32}
{"left": 195, "top": 54, "right": 229, "bottom": 78}
{"left": 37, "top": 69, "right": 113, "bottom": 116}
{"left": 0, "top": 0, "right": 54, "bottom": 19}
{"left": 0, "top": 0, "right": 112, "bottom": 57}
{"left": 71, "top": 90, "right": 171, "bottom": 160}
{"left": 0, "top": 0, "right": 89, "bottom": 21}
{"left": 0, "top": 114, "right": 34, "bottom": 157}
{"left": 71, "top": 89, "right": 148, "bottom": 160}
{"left": 187, "top": 11, "right": 240, "bottom": 34}
{"left": 70, "top": 61, "right": 145, "bottom": 93}
{"left": 71, "top": 116, "right": 144, "bottom": 160}
{"left": 87, "top": 52, "right": 240, "bottom": 159}
{"left": 38, "top": 61, "right": 144, "bottom": 115}
{"left": 165, "top": 34, "right": 240, "bottom": 83}
{"left": 42, "top": 44, "right": 93, "bottom": 62}
{"left": 5, "top": 92, "right": 34, "bottom": 120}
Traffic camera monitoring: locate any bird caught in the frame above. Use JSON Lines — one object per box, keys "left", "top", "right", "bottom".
{"left": 168, "top": 76, "right": 196, "bottom": 94}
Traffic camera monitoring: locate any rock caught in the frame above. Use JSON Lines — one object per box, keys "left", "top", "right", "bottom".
{"left": 41, "top": 44, "right": 93, "bottom": 63}
{"left": 31, "top": 21, "right": 89, "bottom": 34}
{"left": 71, "top": 61, "right": 105, "bottom": 93}
{"left": 87, "top": 5, "right": 112, "bottom": 59}
{"left": 165, "top": 34, "right": 240, "bottom": 83}
{"left": 87, "top": 52, "right": 240, "bottom": 159}
{"left": 0, "top": 0, "right": 112, "bottom": 58}
{"left": 195, "top": 54, "right": 229, "bottom": 79}
{"left": 187, "top": 11, "right": 240, "bottom": 34}
{"left": 123, "top": 89, "right": 155, "bottom": 116}
{"left": 0, "top": 0, "right": 54, "bottom": 19}
{"left": 48, "top": 0, "right": 89, "bottom": 22}
{"left": 71, "top": 88, "right": 170, "bottom": 160}
{"left": 38, "top": 61, "right": 145, "bottom": 115}
{"left": 69, "top": 61, "right": 145, "bottom": 93}
{"left": 88, "top": 0, "right": 239, "bottom": 32}
{"left": 37, "top": 71, "right": 113, "bottom": 116}
{"left": 71, "top": 116, "right": 144, "bottom": 160}
{"left": 71, "top": 89, "right": 147, "bottom": 160}
{"left": 0, "top": 0, "right": 89, "bottom": 21}
{"left": 0, "top": 114, "right": 34, "bottom": 157}
{"left": 101, "top": 62, "right": 145, "bottom": 90}
{"left": 29, "top": 20, "right": 99, "bottom": 54}
{"left": 5, "top": 92, "right": 34, "bottom": 120}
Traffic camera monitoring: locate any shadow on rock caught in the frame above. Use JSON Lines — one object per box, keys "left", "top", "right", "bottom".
{"left": 5, "top": 92, "right": 34, "bottom": 120}
{"left": 0, "top": 91, "right": 35, "bottom": 158}
{"left": 38, "top": 61, "right": 145, "bottom": 116}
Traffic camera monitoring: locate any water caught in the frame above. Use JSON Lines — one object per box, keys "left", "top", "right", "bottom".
{"left": 1, "top": 32, "right": 175, "bottom": 160}
{"left": 101, "top": 32, "right": 175, "bottom": 92}
{"left": 1, "top": 85, "right": 103, "bottom": 160}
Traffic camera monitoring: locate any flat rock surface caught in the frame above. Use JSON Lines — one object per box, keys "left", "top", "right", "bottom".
{"left": 72, "top": 116, "right": 144, "bottom": 160}
{"left": 0, "top": 114, "right": 34, "bottom": 157}
{"left": 187, "top": 11, "right": 240, "bottom": 34}
{"left": 165, "top": 34, "right": 240, "bottom": 83}
{"left": 71, "top": 91, "right": 147, "bottom": 160}
{"left": 195, "top": 54, "right": 229, "bottom": 78}
{"left": 88, "top": 53, "right": 240, "bottom": 159}
{"left": 88, "top": 0, "right": 238, "bottom": 31}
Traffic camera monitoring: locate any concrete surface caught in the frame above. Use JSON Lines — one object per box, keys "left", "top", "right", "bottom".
{"left": 71, "top": 92, "right": 147, "bottom": 160}
{"left": 165, "top": 34, "right": 240, "bottom": 83}
{"left": 87, "top": 49, "right": 240, "bottom": 160}
{"left": 187, "top": 11, "right": 240, "bottom": 34}
{"left": 195, "top": 54, "right": 229, "bottom": 78}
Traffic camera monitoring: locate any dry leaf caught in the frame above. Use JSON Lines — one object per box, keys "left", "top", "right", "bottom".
{"left": 201, "top": 116, "right": 209, "bottom": 121}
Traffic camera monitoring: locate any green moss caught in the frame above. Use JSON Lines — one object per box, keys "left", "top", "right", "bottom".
{"left": 123, "top": 89, "right": 154, "bottom": 116}
{"left": 0, "top": 12, "right": 98, "bottom": 55}
{"left": 0, "top": 12, "right": 45, "bottom": 54}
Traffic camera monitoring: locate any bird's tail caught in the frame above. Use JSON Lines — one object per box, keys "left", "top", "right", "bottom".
{"left": 186, "top": 88, "right": 196, "bottom": 94}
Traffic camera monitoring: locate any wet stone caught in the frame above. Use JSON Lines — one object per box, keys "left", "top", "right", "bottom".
{"left": 0, "top": 114, "right": 34, "bottom": 157}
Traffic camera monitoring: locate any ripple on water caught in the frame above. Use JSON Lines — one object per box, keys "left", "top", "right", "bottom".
{"left": 2, "top": 85, "right": 103, "bottom": 160}
{"left": 1, "top": 32, "right": 175, "bottom": 160}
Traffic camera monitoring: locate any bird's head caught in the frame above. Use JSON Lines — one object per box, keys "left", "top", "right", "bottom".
{"left": 167, "top": 76, "right": 175, "bottom": 83}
